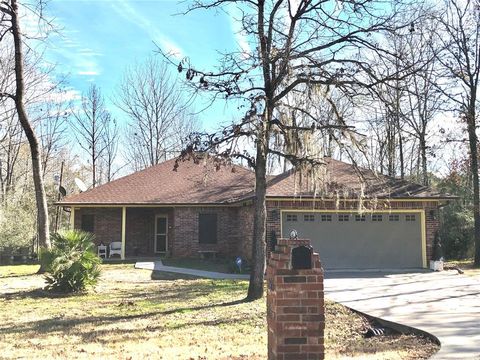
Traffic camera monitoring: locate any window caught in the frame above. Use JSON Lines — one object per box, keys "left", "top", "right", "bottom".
{"left": 372, "top": 214, "right": 383, "bottom": 222}
{"left": 321, "top": 214, "right": 332, "bottom": 222}
{"left": 355, "top": 214, "right": 366, "bottom": 222}
{"left": 81, "top": 214, "right": 94, "bottom": 233}
{"left": 303, "top": 214, "right": 315, "bottom": 222}
{"left": 199, "top": 214, "right": 217, "bottom": 244}
{"left": 406, "top": 215, "right": 416, "bottom": 222}
{"left": 389, "top": 214, "right": 400, "bottom": 222}
{"left": 286, "top": 214, "right": 298, "bottom": 222}
{"left": 338, "top": 214, "right": 350, "bottom": 222}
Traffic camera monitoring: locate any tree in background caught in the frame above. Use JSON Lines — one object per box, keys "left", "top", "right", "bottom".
{"left": 100, "top": 116, "right": 119, "bottom": 183}
{"left": 365, "top": 13, "right": 443, "bottom": 186}
{"left": 116, "top": 57, "right": 198, "bottom": 171}
{"left": 0, "top": 0, "right": 51, "bottom": 250}
{"left": 436, "top": 158, "right": 474, "bottom": 259}
{"left": 434, "top": 0, "right": 480, "bottom": 266}
{"left": 70, "top": 84, "right": 117, "bottom": 188}
{"left": 170, "top": 0, "right": 417, "bottom": 300}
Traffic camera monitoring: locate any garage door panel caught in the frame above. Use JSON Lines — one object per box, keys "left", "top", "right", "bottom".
{"left": 282, "top": 212, "right": 423, "bottom": 269}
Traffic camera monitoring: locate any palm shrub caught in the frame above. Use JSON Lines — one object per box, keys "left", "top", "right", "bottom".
{"left": 40, "top": 230, "right": 101, "bottom": 292}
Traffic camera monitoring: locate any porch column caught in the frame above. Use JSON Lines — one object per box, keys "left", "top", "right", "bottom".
{"left": 121, "top": 206, "right": 126, "bottom": 260}
{"left": 70, "top": 207, "right": 75, "bottom": 230}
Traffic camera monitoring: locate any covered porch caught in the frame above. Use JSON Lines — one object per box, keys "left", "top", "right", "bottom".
{"left": 70, "top": 206, "right": 173, "bottom": 260}
{"left": 69, "top": 205, "right": 253, "bottom": 260}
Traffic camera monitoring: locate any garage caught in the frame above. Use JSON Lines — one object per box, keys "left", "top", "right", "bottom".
{"left": 281, "top": 211, "right": 424, "bottom": 269}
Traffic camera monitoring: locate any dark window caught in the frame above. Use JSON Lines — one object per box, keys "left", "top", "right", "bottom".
{"left": 81, "top": 214, "right": 94, "bottom": 233}
{"left": 303, "top": 214, "right": 315, "bottom": 222}
{"left": 338, "top": 214, "right": 350, "bottom": 222}
{"left": 321, "top": 214, "right": 332, "bottom": 222}
{"left": 389, "top": 214, "right": 400, "bottom": 222}
{"left": 406, "top": 215, "right": 416, "bottom": 222}
{"left": 355, "top": 214, "right": 366, "bottom": 222}
{"left": 286, "top": 214, "right": 298, "bottom": 222}
{"left": 199, "top": 214, "right": 217, "bottom": 244}
{"left": 372, "top": 214, "right": 383, "bottom": 222}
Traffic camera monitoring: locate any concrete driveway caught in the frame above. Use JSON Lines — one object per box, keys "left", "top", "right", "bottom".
{"left": 324, "top": 270, "right": 480, "bottom": 359}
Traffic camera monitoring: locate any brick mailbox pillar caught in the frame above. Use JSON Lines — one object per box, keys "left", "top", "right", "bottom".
{"left": 267, "top": 238, "right": 325, "bottom": 360}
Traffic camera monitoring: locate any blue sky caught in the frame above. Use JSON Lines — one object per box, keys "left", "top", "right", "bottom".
{"left": 41, "top": 0, "right": 244, "bottom": 131}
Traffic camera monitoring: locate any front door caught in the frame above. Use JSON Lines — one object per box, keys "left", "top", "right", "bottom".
{"left": 154, "top": 215, "right": 168, "bottom": 253}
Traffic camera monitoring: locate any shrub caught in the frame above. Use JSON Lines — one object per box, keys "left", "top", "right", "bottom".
{"left": 440, "top": 204, "right": 474, "bottom": 260}
{"left": 40, "top": 230, "right": 101, "bottom": 292}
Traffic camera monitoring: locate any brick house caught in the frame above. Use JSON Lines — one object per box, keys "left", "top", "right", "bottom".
{"left": 59, "top": 156, "right": 454, "bottom": 269}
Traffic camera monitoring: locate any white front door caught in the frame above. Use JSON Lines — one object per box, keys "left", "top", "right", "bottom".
{"left": 154, "top": 215, "right": 168, "bottom": 253}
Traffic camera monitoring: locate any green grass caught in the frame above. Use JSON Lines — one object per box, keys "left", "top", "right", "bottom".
{"left": 0, "top": 264, "right": 438, "bottom": 359}
{"left": 0, "top": 264, "right": 40, "bottom": 278}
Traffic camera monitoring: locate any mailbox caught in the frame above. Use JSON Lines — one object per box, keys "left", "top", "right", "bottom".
{"left": 291, "top": 245, "right": 313, "bottom": 270}
{"left": 266, "top": 238, "right": 324, "bottom": 360}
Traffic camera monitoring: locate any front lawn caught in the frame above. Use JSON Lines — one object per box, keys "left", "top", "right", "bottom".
{"left": 0, "top": 264, "right": 40, "bottom": 277}
{"left": 0, "top": 264, "right": 438, "bottom": 359}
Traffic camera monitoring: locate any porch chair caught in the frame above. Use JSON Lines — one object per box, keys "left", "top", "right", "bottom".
{"left": 97, "top": 244, "right": 107, "bottom": 259}
{"left": 109, "top": 241, "right": 122, "bottom": 258}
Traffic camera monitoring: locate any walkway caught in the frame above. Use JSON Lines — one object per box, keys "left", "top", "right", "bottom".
{"left": 324, "top": 270, "right": 480, "bottom": 359}
{"left": 135, "top": 260, "right": 250, "bottom": 280}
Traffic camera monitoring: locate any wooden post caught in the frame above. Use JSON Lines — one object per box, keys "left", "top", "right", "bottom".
{"left": 70, "top": 207, "right": 75, "bottom": 230}
{"left": 121, "top": 207, "right": 126, "bottom": 260}
{"left": 54, "top": 161, "right": 64, "bottom": 233}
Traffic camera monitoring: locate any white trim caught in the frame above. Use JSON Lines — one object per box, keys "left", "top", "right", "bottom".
{"left": 121, "top": 207, "right": 126, "bottom": 260}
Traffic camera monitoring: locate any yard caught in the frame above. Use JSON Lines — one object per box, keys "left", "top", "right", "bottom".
{"left": 0, "top": 264, "right": 438, "bottom": 359}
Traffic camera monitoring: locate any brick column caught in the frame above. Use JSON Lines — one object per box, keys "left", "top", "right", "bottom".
{"left": 267, "top": 238, "right": 325, "bottom": 360}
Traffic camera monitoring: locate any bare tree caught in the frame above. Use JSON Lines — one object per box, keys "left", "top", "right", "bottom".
{"left": 70, "top": 84, "right": 111, "bottom": 188}
{"left": 115, "top": 57, "right": 198, "bottom": 171}
{"left": 402, "top": 20, "right": 443, "bottom": 186}
{"left": 100, "top": 116, "right": 119, "bottom": 183}
{"left": 0, "top": 103, "right": 23, "bottom": 199}
{"left": 167, "top": 0, "right": 415, "bottom": 300}
{"left": 434, "top": 0, "right": 480, "bottom": 266}
{"left": 35, "top": 99, "right": 69, "bottom": 176}
{"left": 0, "top": 0, "right": 51, "bottom": 249}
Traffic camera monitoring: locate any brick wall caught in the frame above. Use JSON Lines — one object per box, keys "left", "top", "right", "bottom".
{"left": 265, "top": 199, "right": 441, "bottom": 264}
{"left": 173, "top": 206, "right": 253, "bottom": 259}
{"left": 73, "top": 199, "right": 438, "bottom": 264}
{"left": 74, "top": 208, "right": 122, "bottom": 246}
{"left": 267, "top": 238, "right": 325, "bottom": 360}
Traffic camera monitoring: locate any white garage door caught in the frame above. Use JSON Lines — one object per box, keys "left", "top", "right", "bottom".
{"left": 281, "top": 211, "right": 424, "bottom": 269}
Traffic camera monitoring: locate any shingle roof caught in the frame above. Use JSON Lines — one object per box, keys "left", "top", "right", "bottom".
{"left": 60, "top": 157, "right": 255, "bottom": 205}
{"left": 266, "top": 158, "right": 454, "bottom": 199}
{"left": 59, "top": 156, "right": 453, "bottom": 206}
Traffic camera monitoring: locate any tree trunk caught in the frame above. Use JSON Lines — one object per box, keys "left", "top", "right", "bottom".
{"left": 11, "top": 0, "right": 51, "bottom": 251}
{"left": 398, "top": 127, "right": 405, "bottom": 180}
{"left": 247, "top": 123, "right": 268, "bottom": 301}
{"left": 419, "top": 134, "right": 428, "bottom": 186}
{"left": 467, "top": 98, "right": 480, "bottom": 267}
